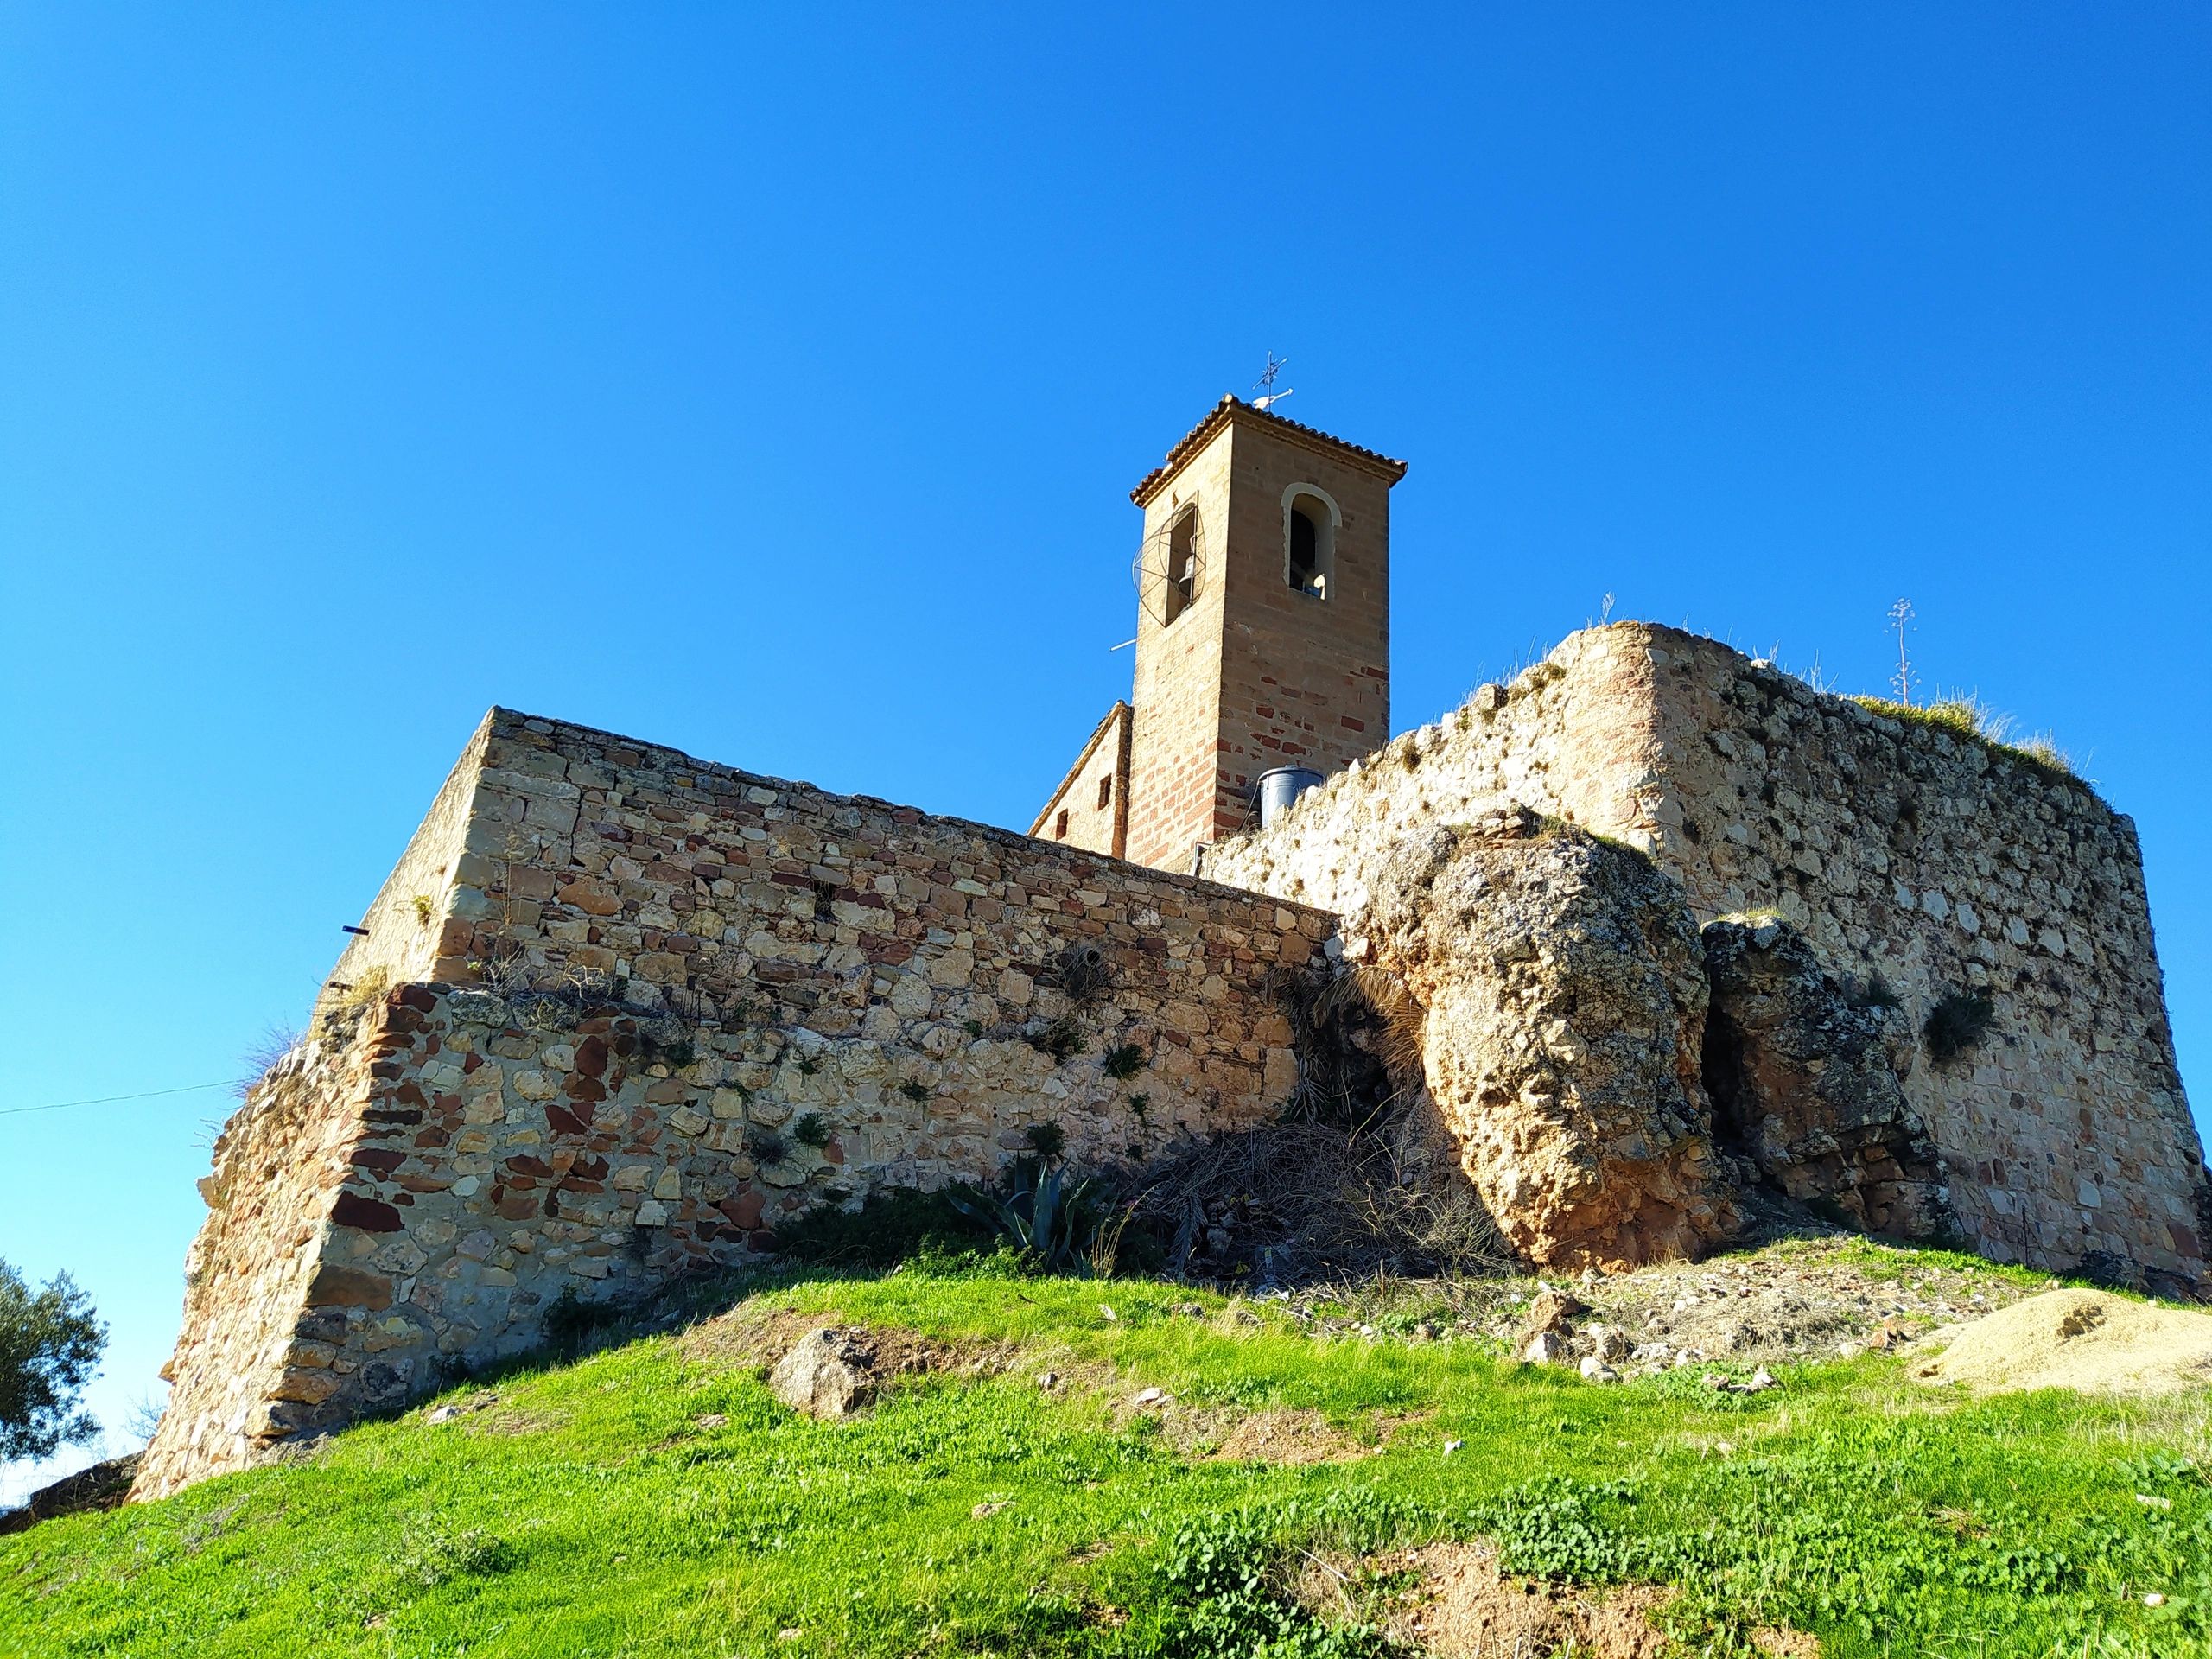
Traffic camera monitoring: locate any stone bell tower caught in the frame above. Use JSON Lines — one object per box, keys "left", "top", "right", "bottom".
{"left": 1119, "top": 397, "right": 1406, "bottom": 870}
{"left": 1030, "top": 396, "right": 1405, "bottom": 871}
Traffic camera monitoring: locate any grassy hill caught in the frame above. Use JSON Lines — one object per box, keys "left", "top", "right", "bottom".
{"left": 4, "top": 1241, "right": 2209, "bottom": 1658}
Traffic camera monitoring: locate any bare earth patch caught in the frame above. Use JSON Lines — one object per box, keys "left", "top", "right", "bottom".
{"left": 1752, "top": 1625, "right": 1824, "bottom": 1656}
{"left": 1370, "top": 1542, "right": 1674, "bottom": 1657}
{"left": 680, "top": 1306, "right": 1013, "bottom": 1385}
{"left": 1274, "top": 1234, "right": 2052, "bottom": 1376}
{"left": 1210, "top": 1408, "right": 1376, "bottom": 1465}
{"left": 1914, "top": 1287, "right": 2212, "bottom": 1397}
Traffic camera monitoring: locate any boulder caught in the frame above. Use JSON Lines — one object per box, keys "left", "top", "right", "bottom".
{"left": 767, "top": 1326, "right": 878, "bottom": 1419}
{"left": 1521, "top": 1286, "right": 1586, "bottom": 1337}
{"left": 1360, "top": 814, "right": 1736, "bottom": 1269}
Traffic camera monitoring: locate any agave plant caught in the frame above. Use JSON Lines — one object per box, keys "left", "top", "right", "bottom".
{"left": 948, "top": 1161, "right": 1130, "bottom": 1277}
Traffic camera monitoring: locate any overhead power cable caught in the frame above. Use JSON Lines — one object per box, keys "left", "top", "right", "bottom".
{"left": 0, "top": 1081, "right": 236, "bottom": 1119}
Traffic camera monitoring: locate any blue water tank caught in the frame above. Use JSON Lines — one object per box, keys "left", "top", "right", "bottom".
{"left": 1256, "top": 766, "right": 1325, "bottom": 829}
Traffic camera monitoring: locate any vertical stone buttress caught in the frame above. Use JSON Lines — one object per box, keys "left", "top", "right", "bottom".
{"left": 1122, "top": 398, "right": 1405, "bottom": 871}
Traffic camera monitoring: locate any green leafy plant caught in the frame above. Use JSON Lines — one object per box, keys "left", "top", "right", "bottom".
{"left": 791, "top": 1112, "right": 833, "bottom": 1149}
{"left": 898, "top": 1080, "right": 931, "bottom": 1103}
{"left": 1023, "top": 1121, "right": 1067, "bottom": 1162}
{"left": 1103, "top": 1042, "right": 1145, "bottom": 1081}
{"left": 747, "top": 1128, "right": 791, "bottom": 1166}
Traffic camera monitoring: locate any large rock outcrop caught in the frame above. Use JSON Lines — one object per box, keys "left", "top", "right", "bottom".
{"left": 1357, "top": 810, "right": 1736, "bottom": 1270}
{"left": 1701, "top": 918, "right": 1955, "bottom": 1242}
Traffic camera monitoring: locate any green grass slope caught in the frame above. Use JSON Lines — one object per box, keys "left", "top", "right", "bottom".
{"left": 5, "top": 1250, "right": 2210, "bottom": 1658}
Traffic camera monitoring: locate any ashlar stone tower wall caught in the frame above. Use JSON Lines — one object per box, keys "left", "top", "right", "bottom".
{"left": 1037, "top": 397, "right": 1404, "bottom": 873}
{"left": 137, "top": 709, "right": 1325, "bottom": 1499}
{"left": 1207, "top": 622, "right": 2207, "bottom": 1281}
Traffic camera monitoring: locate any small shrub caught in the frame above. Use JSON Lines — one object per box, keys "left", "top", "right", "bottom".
{"left": 410, "top": 893, "right": 435, "bottom": 926}
{"left": 747, "top": 1128, "right": 790, "bottom": 1166}
{"left": 1103, "top": 1042, "right": 1146, "bottom": 1080}
{"left": 1128, "top": 1090, "right": 1152, "bottom": 1120}
{"left": 898, "top": 1080, "right": 931, "bottom": 1103}
{"left": 1925, "top": 989, "right": 1996, "bottom": 1063}
{"left": 791, "top": 1111, "right": 833, "bottom": 1148}
{"left": 1028, "top": 1015, "right": 1086, "bottom": 1064}
{"left": 963, "top": 1018, "right": 985, "bottom": 1037}
{"left": 1025, "top": 1121, "right": 1067, "bottom": 1161}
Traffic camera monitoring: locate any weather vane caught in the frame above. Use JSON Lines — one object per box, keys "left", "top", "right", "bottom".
{"left": 1252, "top": 352, "right": 1294, "bottom": 412}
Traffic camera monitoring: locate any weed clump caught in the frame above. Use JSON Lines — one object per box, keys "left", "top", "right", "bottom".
{"left": 1028, "top": 1016, "right": 1086, "bottom": 1065}
{"left": 1924, "top": 989, "right": 1996, "bottom": 1063}
{"left": 391, "top": 1522, "right": 515, "bottom": 1589}
{"left": 1847, "top": 969, "right": 1902, "bottom": 1011}
{"left": 1103, "top": 1042, "right": 1146, "bottom": 1081}
{"left": 1851, "top": 694, "right": 2078, "bottom": 783}
{"left": 791, "top": 1112, "right": 834, "bottom": 1149}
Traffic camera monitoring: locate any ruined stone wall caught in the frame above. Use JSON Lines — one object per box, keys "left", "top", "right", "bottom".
{"left": 1209, "top": 623, "right": 2204, "bottom": 1281}
{"left": 140, "top": 709, "right": 1325, "bottom": 1497}
{"left": 135, "top": 1037, "right": 390, "bottom": 1499}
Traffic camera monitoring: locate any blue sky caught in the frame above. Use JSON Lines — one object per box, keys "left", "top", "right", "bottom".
{"left": 3, "top": 6, "right": 2208, "bottom": 1497}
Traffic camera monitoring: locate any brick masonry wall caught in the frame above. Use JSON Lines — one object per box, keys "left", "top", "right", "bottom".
{"left": 139, "top": 709, "right": 1325, "bottom": 1497}
{"left": 1209, "top": 420, "right": 1393, "bottom": 834}
{"left": 1208, "top": 622, "right": 2205, "bottom": 1281}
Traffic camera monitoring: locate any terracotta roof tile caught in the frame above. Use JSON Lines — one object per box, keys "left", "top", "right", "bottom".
{"left": 1130, "top": 395, "right": 1408, "bottom": 505}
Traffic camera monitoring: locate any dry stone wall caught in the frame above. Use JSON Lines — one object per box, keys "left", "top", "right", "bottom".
{"left": 1209, "top": 623, "right": 2205, "bottom": 1281}
{"left": 138, "top": 709, "right": 1325, "bottom": 1498}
